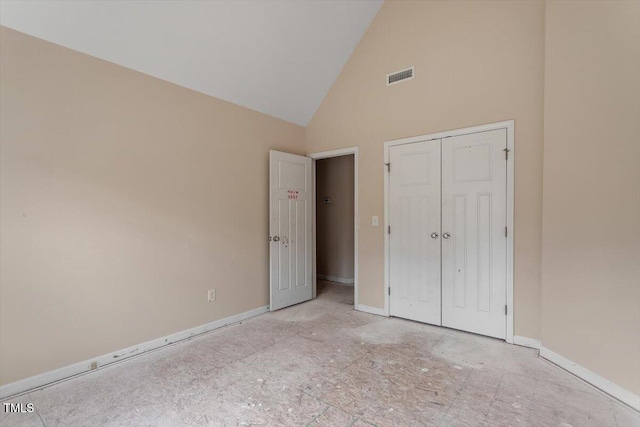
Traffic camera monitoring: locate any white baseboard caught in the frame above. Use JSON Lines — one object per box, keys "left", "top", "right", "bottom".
{"left": 513, "top": 335, "right": 541, "bottom": 350}
{"left": 540, "top": 346, "right": 640, "bottom": 411}
{"left": 0, "top": 305, "right": 269, "bottom": 400}
{"left": 355, "top": 304, "right": 386, "bottom": 317}
{"left": 317, "top": 274, "right": 354, "bottom": 285}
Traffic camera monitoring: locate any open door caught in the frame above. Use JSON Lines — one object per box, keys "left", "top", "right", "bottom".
{"left": 269, "top": 150, "right": 313, "bottom": 311}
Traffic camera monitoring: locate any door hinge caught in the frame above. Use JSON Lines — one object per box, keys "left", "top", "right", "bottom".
{"left": 388, "top": 287, "right": 391, "bottom": 296}
{"left": 385, "top": 162, "right": 391, "bottom": 172}
{"left": 388, "top": 225, "right": 391, "bottom": 234}
{"left": 505, "top": 305, "right": 508, "bottom": 315}
{"left": 505, "top": 226, "right": 508, "bottom": 237}
{"left": 503, "top": 148, "right": 510, "bottom": 160}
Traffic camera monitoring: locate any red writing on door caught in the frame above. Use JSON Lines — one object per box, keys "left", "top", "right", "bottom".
{"left": 287, "top": 190, "right": 299, "bottom": 200}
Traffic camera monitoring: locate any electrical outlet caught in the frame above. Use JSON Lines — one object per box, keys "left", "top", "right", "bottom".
{"left": 90, "top": 361, "right": 98, "bottom": 370}
{"left": 208, "top": 289, "right": 216, "bottom": 302}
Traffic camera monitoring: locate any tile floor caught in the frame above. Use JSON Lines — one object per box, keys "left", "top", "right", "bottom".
{"left": 1, "top": 281, "right": 638, "bottom": 426}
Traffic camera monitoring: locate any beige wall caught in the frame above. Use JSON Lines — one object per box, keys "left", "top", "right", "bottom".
{"left": 541, "top": 1, "right": 640, "bottom": 395}
{"left": 306, "top": 0, "right": 545, "bottom": 338}
{"left": 0, "top": 27, "right": 305, "bottom": 385}
{"left": 316, "top": 155, "right": 354, "bottom": 281}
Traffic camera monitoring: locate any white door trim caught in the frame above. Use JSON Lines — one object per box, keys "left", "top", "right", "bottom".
{"left": 384, "top": 120, "right": 515, "bottom": 344}
{"left": 307, "top": 147, "right": 359, "bottom": 308}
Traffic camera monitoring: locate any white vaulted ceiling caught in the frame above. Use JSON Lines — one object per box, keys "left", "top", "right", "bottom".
{"left": 0, "top": 0, "right": 383, "bottom": 126}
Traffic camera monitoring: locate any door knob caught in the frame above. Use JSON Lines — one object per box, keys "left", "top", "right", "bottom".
{"left": 443, "top": 233, "right": 451, "bottom": 239}
{"left": 273, "top": 236, "right": 280, "bottom": 242}
{"left": 431, "top": 232, "right": 439, "bottom": 239}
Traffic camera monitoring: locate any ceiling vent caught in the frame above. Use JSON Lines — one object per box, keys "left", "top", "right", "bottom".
{"left": 387, "top": 66, "right": 414, "bottom": 86}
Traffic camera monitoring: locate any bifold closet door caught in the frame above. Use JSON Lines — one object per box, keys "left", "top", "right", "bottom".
{"left": 389, "top": 139, "right": 442, "bottom": 325}
{"left": 441, "top": 129, "right": 507, "bottom": 339}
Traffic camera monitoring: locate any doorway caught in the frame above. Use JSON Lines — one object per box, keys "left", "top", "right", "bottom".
{"left": 268, "top": 148, "right": 358, "bottom": 312}
{"left": 315, "top": 154, "right": 355, "bottom": 304}
{"left": 308, "top": 147, "right": 359, "bottom": 309}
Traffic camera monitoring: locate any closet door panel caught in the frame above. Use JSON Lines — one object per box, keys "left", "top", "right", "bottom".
{"left": 389, "top": 139, "right": 442, "bottom": 325}
{"left": 441, "top": 129, "right": 507, "bottom": 339}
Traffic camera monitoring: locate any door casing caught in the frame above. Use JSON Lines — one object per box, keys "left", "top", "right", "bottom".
{"left": 384, "top": 120, "right": 515, "bottom": 343}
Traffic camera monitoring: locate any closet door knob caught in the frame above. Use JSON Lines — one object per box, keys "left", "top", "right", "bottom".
{"left": 442, "top": 233, "right": 451, "bottom": 239}
{"left": 430, "top": 232, "right": 439, "bottom": 239}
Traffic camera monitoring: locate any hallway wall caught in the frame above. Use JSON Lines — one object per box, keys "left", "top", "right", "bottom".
{"left": 316, "top": 155, "right": 355, "bottom": 283}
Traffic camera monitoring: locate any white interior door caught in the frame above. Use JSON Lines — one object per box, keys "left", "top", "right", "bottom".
{"left": 269, "top": 150, "right": 312, "bottom": 311}
{"left": 441, "top": 129, "right": 507, "bottom": 339}
{"left": 389, "top": 140, "right": 442, "bottom": 325}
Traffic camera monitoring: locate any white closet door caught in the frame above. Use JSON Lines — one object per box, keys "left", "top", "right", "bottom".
{"left": 389, "top": 139, "right": 442, "bottom": 325}
{"left": 441, "top": 129, "right": 507, "bottom": 339}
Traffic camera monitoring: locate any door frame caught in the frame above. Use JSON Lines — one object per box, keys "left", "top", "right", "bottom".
{"left": 383, "top": 120, "right": 515, "bottom": 343}
{"left": 307, "top": 147, "right": 359, "bottom": 308}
